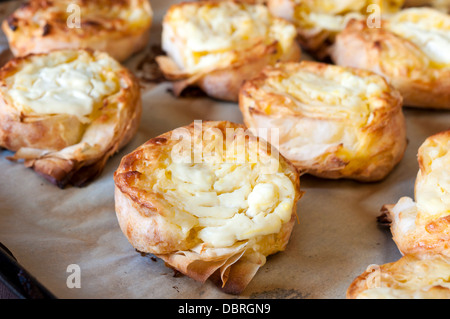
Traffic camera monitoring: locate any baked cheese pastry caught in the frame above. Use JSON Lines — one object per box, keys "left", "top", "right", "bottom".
{"left": 155, "top": 0, "right": 301, "bottom": 102}
{"left": 114, "top": 121, "right": 302, "bottom": 294}
{"left": 267, "top": 0, "right": 403, "bottom": 60}
{"left": 2, "top": 0, "right": 153, "bottom": 62}
{"left": 404, "top": 0, "right": 450, "bottom": 13}
{"left": 0, "top": 49, "right": 142, "bottom": 188}
{"left": 331, "top": 7, "right": 450, "bottom": 109}
{"left": 347, "top": 254, "right": 450, "bottom": 299}
{"left": 380, "top": 130, "right": 450, "bottom": 257}
{"left": 239, "top": 61, "right": 406, "bottom": 182}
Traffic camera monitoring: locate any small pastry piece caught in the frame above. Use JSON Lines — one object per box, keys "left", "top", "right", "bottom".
{"left": 0, "top": 49, "right": 142, "bottom": 188}
{"left": 114, "top": 121, "right": 302, "bottom": 294}
{"left": 155, "top": 0, "right": 301, "bottom": 102}
{"left": 331, "top": 8, "right": 450, "bottom": 109}
{"left": 347, "top": 254, "right": 450, "bottom": 299}
{"left": 267, "top": 0, "right": 403, "bottom": 60}
{"left": 2, "top": 0, "right": 153, "bottom": 62}
{"left": 239, "top": 61, "right": 406, "bottom": 182}
{"left": 380, "top": 130, "right": 450, "bottom": 257}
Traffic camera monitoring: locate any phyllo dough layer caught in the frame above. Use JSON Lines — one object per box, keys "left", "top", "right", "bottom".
{"left": 0, "top": 49, "right": 142, "bottom": 187}
{"left": 239, "top": 61, "right": 406, "bottom": 182}
{"left": 2, "top": 0, "right": 153, "bottom": 62}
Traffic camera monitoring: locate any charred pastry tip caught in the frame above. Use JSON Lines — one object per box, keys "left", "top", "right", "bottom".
{"left": 377, "top": 205, "right": 392, "bottom": 225}
{"left": 7, "top": 17, "right": 18, "bottom": 31}
{"left": 42, "top": 23, "right": 51, "bottom": 36}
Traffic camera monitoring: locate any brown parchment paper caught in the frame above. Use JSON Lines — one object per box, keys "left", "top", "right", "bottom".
{"left": 0, "top": 0, "right": 449, "bottom": 299}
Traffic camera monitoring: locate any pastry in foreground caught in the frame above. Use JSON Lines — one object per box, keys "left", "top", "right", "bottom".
{"left": 2, "top": 0, "right": 153, "bottom": 62}
{"left": 114, "top": 121, "right": 302, "bottom": 294}
{"left": 239, "top": 61, "right": 406, "bottom": 182}
{"left": 331, "top": 7, "right": 450, "bottom": 109}
{"left": 0, "top": 49, "right": 142, "bottom": 188}
{"left": 155, "top": 0, "right": 301, "bottom": 102}
{"left": 347, "top": 254, "right": 450, "bottom": 299}
{"left": 267, "top": 0, "right": 403, "bottom": 60}
{"left": 379, "top": 130, "right": 450, "bottom": 257}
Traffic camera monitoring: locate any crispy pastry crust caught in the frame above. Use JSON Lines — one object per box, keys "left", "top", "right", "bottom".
{"left": 0, "top": 49, "right": 142, "bottom": 188}
{"left": 267, "top": 0, "right": 403, "bottom": 60}
{"left": 380, "top": 130, "right": 450, "bottom": 257}
{"left": 156, "top": 0, "right": 301, "bottom": 102}
{"left": 347, "top": 254, "right": 450, "bottom": 299}
{"left": 2, "top": 0, "right": 153, "bottom": 62}
{"left": 114, "top": 121, "right": 302, "bottom": 294}
{"left": 330, "top": 18, "right": 450, "bottom": 109}
{"left": 349, "top": 131, "right": 450, "bottom": 299}
{"left": 239, "top": 61, "right": 407, "bottom": 182}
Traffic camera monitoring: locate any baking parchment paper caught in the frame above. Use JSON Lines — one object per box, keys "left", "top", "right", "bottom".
{"left": 0, "top": 0, "right": 449, "bottom": 299}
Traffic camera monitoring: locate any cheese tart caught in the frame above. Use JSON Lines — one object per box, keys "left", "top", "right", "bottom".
{"left": 0, "top": 49, "right": 142, "bottom": 188}
{"left": 380, "top": 130, "right": 450, "bottom": 257}
{"left": 239, "top": 61, "right": 406, "bottom": 182}
{"left": 347, "top": 254, "right": 450, "bottom": 299}
{"left": 331, "top": 8, "right": 450, "bottom": 109}
{"left": 2, "top": 0, "right": 153, "bottom": 62}
{"left": 267, "top": 0, "right": 403, "bottom": 60}
{"left": 114, "top": 121, "right": 302, "bottom": 294}
{"left": 404, "top": 0, "right": 450, "bottom": 13}
{"left": 155, "top": 0, "right": 301, "bottom": 102}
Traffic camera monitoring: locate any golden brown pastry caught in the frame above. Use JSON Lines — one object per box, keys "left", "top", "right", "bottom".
{"left": 404, "top": 0, "right": 450, "bottom": 12}
{"left": 2, "top": 0, "right": 153, "bottom": 62}
{"left": 267, "top": 0, "right": 403, "bottom": 59}
{"left": 380, "top": 130, "right": 450, "bottom": 257}
{"left": 0, "top": 49, "right": 142, "bottom": 188}
{"left": 155, "top": 0, "right": 301, "bottom": 102}
{"left": 331, "top": 7, "right": 450, "bottom": 109}
{"left": 347, "top": 254, "right": 450, "bottom": 299}
{"left": 348, "top": 130, "right": 450, "bottom": 299}
{"left": 239, "top": 61, "right": 406, "bottom": 182}
{"left": 114, "top": 120, "right": 302, "bottom": 294}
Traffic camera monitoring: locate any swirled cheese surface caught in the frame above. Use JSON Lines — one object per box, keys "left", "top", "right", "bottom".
{"left": 387, "top": 8, "right": 450, "bottom": 66}
{"left": 262, "top": 66, "right": 387, "bottom": 125}
{"left": 356, "top": 256, "right": 450, "bottom": 299}
{"left": 4, "top": 50, "right": 120, "bottom": 120}
{"left": 151, "top": 160, "right": 296, "bottom": 248}
{"left": 162, "top": 1, "right": 297, "bottom": 73}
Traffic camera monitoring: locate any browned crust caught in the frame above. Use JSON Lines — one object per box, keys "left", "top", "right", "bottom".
{"left": 0, "top": 50, "right": 142, "bottom": 188}
{"left": 113, "top": 120, "right": 303, "bottom": 294}
{"left": 239, "top": 61, "right": 407, "bottom": 182}
{"left": 2, "top": 0, "right": 152, "bottom": 62}
{"left": 330, "top": 19, "right": 450, "bottom": 109}
{"left": 267, "top": 0, "right": 338, "bottom": 60}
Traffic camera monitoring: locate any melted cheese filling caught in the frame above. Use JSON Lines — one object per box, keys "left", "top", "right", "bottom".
{"left": 151, "top": 159, "right": 296, "bottom": 248}
{"left": 387, "top": 8, "right": 450, "bottom": 65}
{"left": 415, "top": 139, "right": 450, "bottom": 220}
{"left": 162, "top": 2, "right": 297, "bottom": 73}
{"left": 5, "top": 51, "right": 120, "bottom": 121}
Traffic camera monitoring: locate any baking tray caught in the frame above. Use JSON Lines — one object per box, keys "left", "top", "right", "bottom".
{"left": 0, "top": 0, "right": 449, "bottom": 299}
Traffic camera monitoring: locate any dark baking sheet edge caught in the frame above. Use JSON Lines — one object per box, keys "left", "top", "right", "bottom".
{"left": 0, "top": 241, "right": 56, "bottom": 299}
